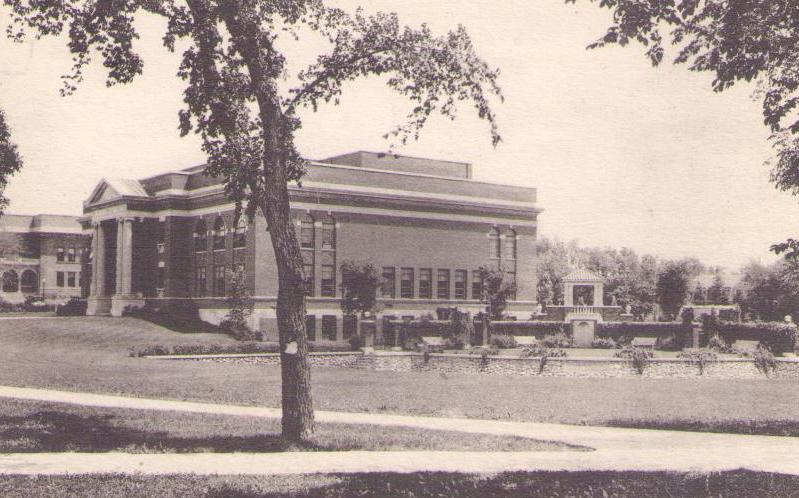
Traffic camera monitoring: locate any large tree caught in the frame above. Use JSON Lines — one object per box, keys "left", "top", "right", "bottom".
{"left": 568, "top": 0, "right": 799, "bottom": 258}
{"left": 2, "top": 0, "right": 502, "bottom": 442}
{"left": 0, "top": 109, "right": 22, "bottom": 215}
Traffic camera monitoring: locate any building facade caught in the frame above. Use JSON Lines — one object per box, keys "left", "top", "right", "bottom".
{"left": 82, "top": 151, "right": 541, "bottom": 340}
{"left": 0, "top": 214, "right": 89, "bottom": 303}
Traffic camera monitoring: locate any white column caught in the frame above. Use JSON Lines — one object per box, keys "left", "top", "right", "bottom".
{"left": 92, "top": 223, "right": 106, "bottom": 298}
{"left": 593, "top": 283, "right": 604, "bottom": 307}
{"left": 564, "top": 283, "right": 574, "bottom": 306}
{"left": 115, "top": 218, "right": 134, "bottom": 296}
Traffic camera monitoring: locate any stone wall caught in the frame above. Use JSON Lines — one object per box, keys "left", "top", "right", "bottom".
{"left": 150, "top": 351, "right": 799, "bottom": 379}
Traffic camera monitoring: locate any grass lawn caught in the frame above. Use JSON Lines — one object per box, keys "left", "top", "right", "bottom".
{"left": 2, "top": 317, "right": 799, "bottom": 435}
{"left": 0, "top": 470, "right": 797, "bottom": 497}
{"left": 0, "top": 398, "right": 572, "bottom": 453}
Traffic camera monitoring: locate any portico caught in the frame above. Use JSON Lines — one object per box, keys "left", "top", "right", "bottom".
{"left": 86, "top": 217, "right": 145, "bottom": 316}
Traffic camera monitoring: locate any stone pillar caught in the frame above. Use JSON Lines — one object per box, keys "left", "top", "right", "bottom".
{"left": 86, "top": 222, "right": 110, "bottom": 316}
{"left": 564, "top": 283, "right": 574, "bottom": 306}
{"left": 110, "top": 218, "right": 143, "bottom": 316}
{"left": 593, "top": 283, "right": 604, "bottom": 307}
{"left": 335, "top": 316, "right": 344, "bottom": 342}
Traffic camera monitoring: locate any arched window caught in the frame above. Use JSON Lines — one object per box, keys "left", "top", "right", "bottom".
{"left": 233, "top": 215, "right": 248, "bottom": 249}
{"left": 488, "top": 228, "right": 500, "bottom": 259}
{"left": 299, "top": 214, "right": 314, "bottom": 249}
{"left": 213, "top": 217, "right": 226, "bottom": 251}
{"left": 321, "top": 218, "right": 336, "bottom": 250}
{"left": 194, "top": 219, "right": 208, "bottom": 252}
{"left": 20, "top": 270, "right": 38, "bottom": 293}
{"left": 2, "top": 270, "right": 19, "bottom": 293}
{"left": 504, "top": 229, "right": 517, "bottom": 260}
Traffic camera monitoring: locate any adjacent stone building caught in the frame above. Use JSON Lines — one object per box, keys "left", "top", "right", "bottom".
{"left": 80, "top": 151, "right": 541, "bottom": 340}
{"left": 0, "top": 214, "right": 89, "bottom": 303}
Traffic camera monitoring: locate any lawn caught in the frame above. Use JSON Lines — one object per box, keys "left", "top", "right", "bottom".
{"left": 0, "top": 398, "right": 572, "bottom": 453}
{"left": 2, "top": 317, "right": 799, "bottom": 435}
{"left": 0, "top": 470, "right": 797, "bottom": 497}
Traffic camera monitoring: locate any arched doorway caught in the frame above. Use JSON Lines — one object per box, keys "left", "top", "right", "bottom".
{"left": 2, "top": 270, "right": 19, "bottom": 293}
{"left": 20, "top": 270, "right": 38, "bottom": 294}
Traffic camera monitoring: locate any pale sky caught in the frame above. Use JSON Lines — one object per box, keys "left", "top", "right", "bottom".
{"left": 0, "top": 0, "right": 796, "bottom": 270}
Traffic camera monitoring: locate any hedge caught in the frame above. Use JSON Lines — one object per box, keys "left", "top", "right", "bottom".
{"left": 716, "top": 322, "right": 797, "bottom": 355}
{"left": 133, "top": 340, "right": 353, "bottom": 357}
{"left": 596, "top": 322, "right": 689, "bottom": 340}
{"left": 489, "top": 321, "right": 567, "bottom": 337}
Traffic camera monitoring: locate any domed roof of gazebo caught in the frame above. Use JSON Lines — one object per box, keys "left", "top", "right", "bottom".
{"left": 563, "top": 269, "right": 604, "bottom": 283}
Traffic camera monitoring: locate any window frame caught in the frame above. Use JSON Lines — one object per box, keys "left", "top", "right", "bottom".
{"left": 381, "top": 266, "right": 396, "bottom": 298}
{"left": 454, "top": 269, "right": 467, "bottom": 300}
{"left": 400, "top": 267, "right": 414, "bottom": 299}
{"left": 419, "top": 268, "right": 432, "bottom": 299}
{"left": 436, "top": 269, "right": 451, "bottom": 300}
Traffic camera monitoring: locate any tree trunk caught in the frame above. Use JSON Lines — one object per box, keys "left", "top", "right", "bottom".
{"left": 219, "top": 2, "right": 315, "bottom": 443}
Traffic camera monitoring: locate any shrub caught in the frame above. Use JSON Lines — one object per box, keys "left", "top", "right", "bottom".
{"left": 490, "top": 333, "right": 518, "bottom": 349}
{"left": 0, "top": 299, "right": 17, "bottom": 312}
{"left": 22, "top": 296, "right": 52, "bottom": 312}
{"left": 591, "top": 337, "right": 617, "bottom": 349}
{"left": 488, "top": 321, "right": 566, "bottom": 337}
{"left": 717, "top": 322, "right": 797, "bottom": 356}
{"left": 348, "top": 334, "right": 364, "bottom": 351}
{"left": 597, "top": 322, "right": 688, "bottom": 344}
{"left": 56, "top": 298, "right": 87, "bottom": 316}
{"left": 677, "top": 350, "right": 717, "bottom": 375}
{"left": 615, "top": 346, "right": 653, "bottom": 375}
{"left": 752, "top": 346, "right": 778, "bottom": 376}
{"left": 707, "top": 334, "right": 733, "bottom": 353}
{"left": 656, "top": 333, "right": 681, "bottom": 351}
{"left": 443, "top": 335, "right": 465, "bottom": 350}
{"left": 519, "top": 344, "right": 568, "bottom": 359}
{"left": 540, "top": 333, "right": 572, "bottom": 349}
{"left": 464, "top": 345, "right": 500, "bottom": 356}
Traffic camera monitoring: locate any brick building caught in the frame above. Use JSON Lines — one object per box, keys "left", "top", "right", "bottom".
{"left": 0, "top": 214, "right": 89, "bottom": 303}
{"left": 82, "top": 151, "right": 541, "bottom": 340}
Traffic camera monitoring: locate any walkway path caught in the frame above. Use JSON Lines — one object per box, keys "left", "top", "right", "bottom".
{"left": 1, "top": 385, "right": 799, "bottom": 476}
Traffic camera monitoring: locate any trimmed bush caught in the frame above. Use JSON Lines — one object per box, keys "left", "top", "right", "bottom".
{"left": 591, "top": 337, "right": 617, "bottom": 349}
{"left": 540, "top": 333, "right": 572, "bottom": 348}
{"left": 489, "top": 321, "right": 567, "bottom": 337}
{"left": 615, "top": 346, "right": 653, "bottom": 375}
{"left": 677, "top": 350, "right": 718, "bottom": 375}
{"left": 598, "top": 322, "right": 689, "bottom": 343}
{"left": 752, "top": 346, "right": 778, "bottom": 376}
{"left": 490, "top": 334, "right": 518, "bottom": 349}
{"left": 716, "top": 322, "right": 796, "bottom": 356}
{"left": 56, "top": 298, "right": 87, "bottom": 316}
{"left": 133, "top": 340, "right": 351, "bottom": 357}
{"left": 707, "top": 334, "right": 733, "bottom": 353}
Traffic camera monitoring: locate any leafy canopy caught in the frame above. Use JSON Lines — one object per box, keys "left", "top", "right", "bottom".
{"left": 339, "top": 260, "right": 382, "bottom": 317}
{"left": 0, "top": 109, "right": 22, "bottom": 214}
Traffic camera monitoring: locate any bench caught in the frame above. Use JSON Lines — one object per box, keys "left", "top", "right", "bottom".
{"left": 515, "top": 336, "right": 538, "bottom": 346}
{"left": 631, "top": 337, "right": 657, "bottom": 349}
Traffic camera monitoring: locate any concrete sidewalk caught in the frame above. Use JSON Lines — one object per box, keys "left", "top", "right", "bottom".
{"left": 2, "top": 385, "right": 799, "bottom": 475}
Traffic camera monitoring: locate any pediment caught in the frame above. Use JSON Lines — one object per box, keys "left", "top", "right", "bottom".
{"left": 85, "top": 178, "right": 149, "bottom": 208}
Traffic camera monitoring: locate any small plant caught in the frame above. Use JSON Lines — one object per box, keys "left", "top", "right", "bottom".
{"left": 56, "top": 298, "right": 87, "bottom": 316}
{"left": 465, "top": 345, "right": 500, "bottom": 356}
{"left": 707, "top": 334, "right": 733, "bottom": 353}
{"left": 490, "top": 333, "right": 518, "bottom": 349}
{"left": 615, "top": 346, "right": 653, "bottom": 375}
{"left": 443, "top": 335, "right": 465, "bottom": 350}
{"left": 591, "top": 337, "right": 617, "bottom": 349}
{"left": 540, "top": 333, "right": 572, "bottom": 349}
{"left": 677, "top": 350, "right": 717, "bottom": 376}
{"left": 519, "top": 344, "right": 567, "bottom": 358}
{"left": 656, "top": 333, "right": 680, "bottom": 351}
{"left": 752, "top": 345, "right": 778, "bottom": 376}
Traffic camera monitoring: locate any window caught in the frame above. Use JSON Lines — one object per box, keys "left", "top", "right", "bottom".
{"left": 195, "top": 266, "right": 207, "bottom": 297}
{"left": 506, "top": 270, "right": 517, "bottom": 300}
{"left": 302, "top": 250, "right": 314, "bottom": 296}
{"left": 454, "top": 270, "right": 467, "bottom": 299}
{"left": 300, "top": 215, "right": 314, "bottom": 249}
{"left": 504, "top": 229, "right": 517, "bottom": 260}
{"left": 20, "top": 270, "right": 38, "bottom": 293}
{"left": 2, "top": 270, "right": 18, "bottom": 292}
{"left": 214, "top": 265, "right": 226, "bottom": 296}
{"left": 56, "top": 247, "right": 65, "bottom": 262}
{"left": 305, "top": 315, "right": 316, "bottom": 341}
{"left": 381, "top": 267, "right": 395, "bottom": 298}
{"left": 419, "top": 269, "right": 432, "bottom": 299}
{"left": 67, "top": 248, "right": 76, "bottom": 263}
{"left": 343, "top": 315, "right": 357, "bottom": 338}
{"left": 157, "top": 221, "right": 166, "bottom": 244}
{"left": 194, "top": 220, "right": 207, "bottom": 252}
{"left": 55, "top": 271, "right": 64, "bottom": 288}
{"left": 321, "top": 315, "right": 337, "bottom": 340}
{"left": 66, "top": 271, "right": 76, "bottom": 288}
{"left": 321, "top": 219, "right": 336, "bottom": 250}
{"left": 234, "top": 216, "right": 247, "bottom": 248}
{"left": 320, "top": 265, "right": 336, "bottom": 297}
{"left": 157, "top": 267, "right": 165, "bottom": 289}
{"left": 213, "top": 217, "right": 226, "bottom": 251}
{"left": 400, "top": 268, "right": 414, "bottom": 299}
{"left": 472, "top": 270, "right": 483, "bottom": 300}
{"left": 437, "top": 269, "right": 450, "bottom": 299}
{"left": 489, "top": 228, "right": 500, "bottom": 259}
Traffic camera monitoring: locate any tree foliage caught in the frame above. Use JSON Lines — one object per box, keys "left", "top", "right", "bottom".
{"left": 656, "top": 260, "right": 700, "bottom": 319}
{"left": 739, "top": 260, "right": 799, "bottom": 321}
{"left": 568, "top": 0, "right": 799, "bottom": 257}
{"left": 339, "top": 261, "right": 382, "bottom": 317}
{"left": 0, "top": 109, "right": 22, "bottom": 214}
{"left": 222, "top": 266, "right": 256, "bottom": 340}
{"left": 477, "top": 266, "right": 516, "bottom": 321}
{"left": 1, "top": 0, "right": 503, "bottom": 443}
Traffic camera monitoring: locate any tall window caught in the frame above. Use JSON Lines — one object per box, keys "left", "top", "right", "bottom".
{"left": 320, "top": 265, "right": 336, "bottom": 297}
{"left": 302, "top": 251, "right": 314, "bottom": 296}
{"left": 419, "top": 269, "right": 432, "bottom": 299}
{"left": 213, "top": 217, "right": 226, "bottom": 251}
{"left": 437, "top": 269, "right": 450, "bottom": 299}
{"left": 56, "top": 247, "right": 65, "bottom": 262}
{"left": 400, "top": 268, "right": 414, "bottom": 299}
{"left": 305, "top": 315, "right": 316, "bottom": 341}
{"left": 195, "top": 266, "right": 207, "bottom": 297}
{"left": 299, "top": 215, "right": 314, "bottom": 249}
{"left": 472, "top": 270, "right": 483, "bottom": 300}
{"left": 321, "top": 219, "right": 336, "bottom": 250}
{"left": 194, "top": 220, "right": 207, "bottom": 252}
{"left": 321, "top": 315, "right": 337, "bottom": 340}
{"left": 381, "top": 267, "right": 395, "bottom": 298}
{"left": 157, "top": 267, "right": 165, "bottom": 289}
{"left": 20, "top": 270, "right": 38, "bottom": 293}
{"left": 157, "top": 221, "right": 166, "bottom": 244}
{"left": 67, "top": 272, "right": 77, "bottom": 288}
{"left": 506, "top": 270, "right": 517, "bottom": 300}
{"left": 55, "top": 271, "right": 64, "bottom": 288}
{"left": 489, "top": 228, "right": 500, "bottom": 259}
{"left": 454, "top": 270, "right": 467, "bottom": 299}
{"left": 2, "top": 270, "right": 18, "bottom": 292}
{"left": 504, "top": 229, "right": 517, "bottom": 260}
{"left": 234, "top": 216, "right": 248, "bottom": 248}
{"left": 67, "top": 248, "right": 76, "bottom": 263}
{"left": 214, "top": 265, "right": 226, "bottom": 296}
